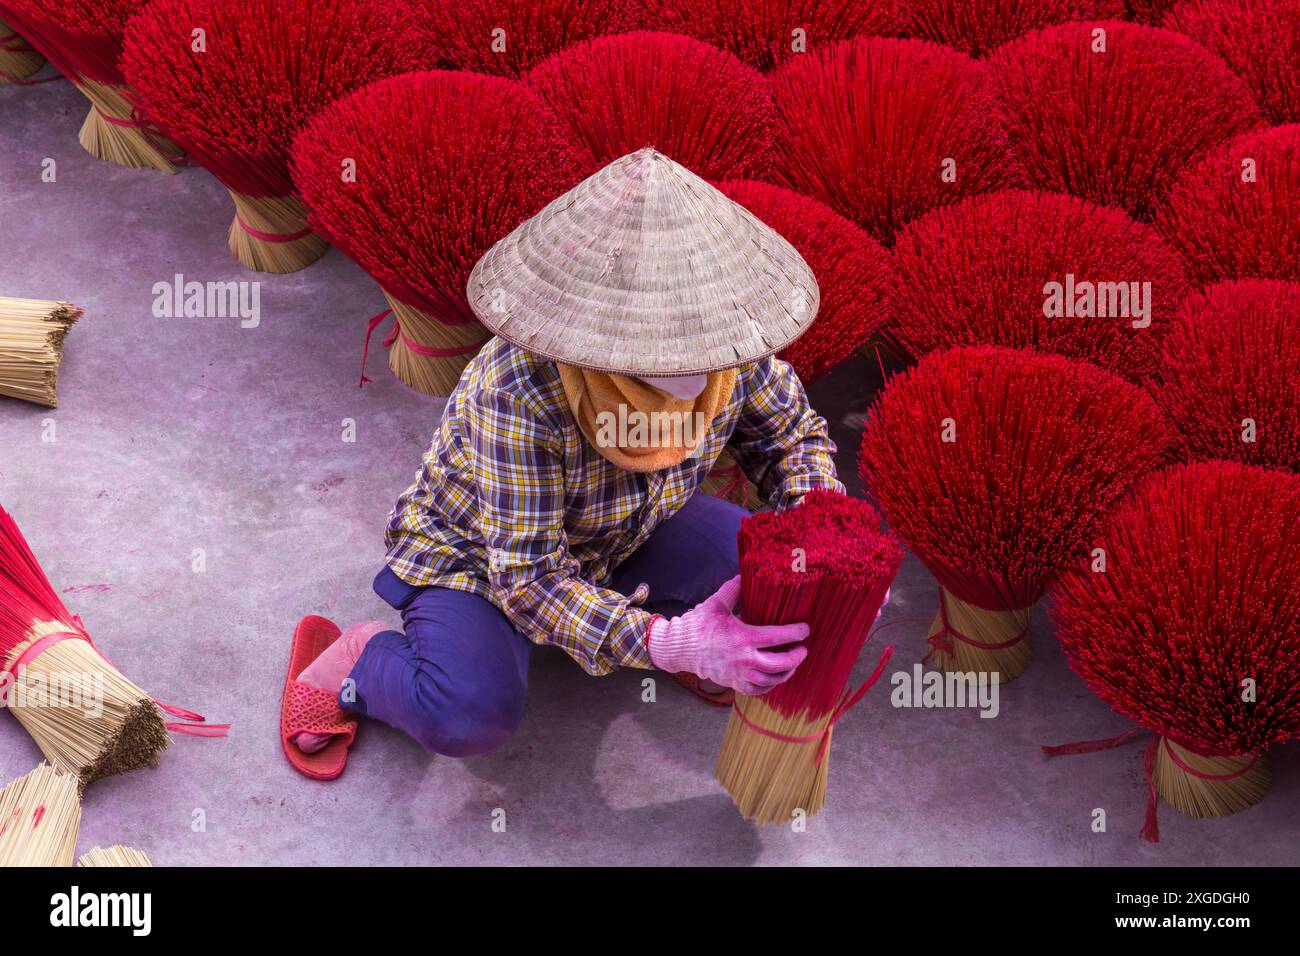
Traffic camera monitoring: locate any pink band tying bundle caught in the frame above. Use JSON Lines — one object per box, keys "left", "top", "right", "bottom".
{"left": 234, "top": 215, "right": 314, "bottom": 243}
{"left": 358, "top": 307, "right": 482, "bottom": 387}
{"left": 923, "top": 588, "right": 1027, "bottom": 664}
{"left": 0, "top": 627, "right": 228, "bottom": 737}
{"left": 731, "top": 645, "right": 893, "bottom": 766}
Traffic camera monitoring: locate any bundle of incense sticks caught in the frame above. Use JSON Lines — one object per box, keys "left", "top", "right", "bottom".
{"left": 700, "top": 448, "right": 762, "bottom": 511}
{"left": 0, "top": 296, "right": 81, "bottom": 407}
{"left": 292, "top": 70, "right": 583, "bottom": 395}
{"left": 1049, "top": 463, "right": 1300, "bottom": 840}
{"left": 858, "top": 346, "right": 1174, "bottom": 683}
{"left": 1, "top": 507, "right": 226, "bottom": 789}
{"left": 0, "top": 16, "right": 43, "bottom": 82}
{"left": 715, "top": 490, "right": 902, "bottom": 824}
{"left": 0, "top": 0, "right": 182, "bottom": 171}
{"left": 900, "top": 0, "right": 1123, "bottom": 57}
{"left": 77, "top": 845, "right": 152, "bottom": 867}
{"left": 121, "top": 0, "right": 425, "bottom": 273}
{"left": 988, "top": 20, "right": 1262, "bottom": 220}
{"left": 0, "top": 763, "right": 81, "bottom": 866}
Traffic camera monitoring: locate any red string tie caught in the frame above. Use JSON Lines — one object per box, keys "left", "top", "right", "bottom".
{"left": 922, "top": 588, "right": 1027, "bottom": 664}
{"left": 358, "top": 307, "right": 480, "bottom": 387}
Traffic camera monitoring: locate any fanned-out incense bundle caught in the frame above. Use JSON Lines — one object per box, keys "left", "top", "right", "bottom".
{"left": 1125, "top": 0, "right": 1179, "bottom": 21}
{"left": 526, "top": 31, "right": 776, "bottom": 180}
{"left": 1, "top": 508, "right": 224, "bottom": 788}
{"left": 0, "top": 764, "right": 81, "bottom": 867}
{"left": 717, "top": 180, "right": 896, "bottom": 384}
{"left": 0, "top": 0, "right": 180, "bottom": 170}
{"left": 988, "top": 21, "right": 1262, "bottom": 219}
{"left": 1162, "top": 0, "right": 1300, "bottom": 124}
{"left": 121, "top": 0, "right": 423, "bottom": 273}
{"left": 891, "top": 190, "right": 1191, "bottom": 380}
{"left": 0, "top": 297, "right": 82, "bottom": 407}
{"left": 1155, "top": 125, "right": 1300, "bottom": 285}
{"left": 292, "top": 71, "right": 583, "bottom": 395}
{"left": 0, "top": 16, "right": 43, "bottom": 82}
{"left": 858, "top": 347, "right": 1173, "bottom": 682}
{"left": 408, "top": 0, "right": 635, "bottom": 76}
{"left": 78, "top": 845, "right": 152, "bottom": 867}
{"left": 1049, "top": 463, "right": 1300, "bottom": 840}
{"left": 716, "top": 490, "right": 902, "bottom": 824}
{"left": 899, "top": 0, "right": 1122, "bottom": 56}
{"left": 1148, "top": 280, "right": 1299, "bottom": 472}
{"left": 768, "top": 37, "right": 1016, "bottom": 242}
{"left": 637, "top": 0, "right": 903, "bottom": 71}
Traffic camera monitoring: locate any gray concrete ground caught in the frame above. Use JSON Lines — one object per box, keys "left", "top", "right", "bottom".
{"left": 2, "top": 78, "right": 1295, "bottom": 865}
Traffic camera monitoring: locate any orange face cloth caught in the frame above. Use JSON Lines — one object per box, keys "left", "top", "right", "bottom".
{"left": 558, "top": 365, "right": 738, "bottom": 472}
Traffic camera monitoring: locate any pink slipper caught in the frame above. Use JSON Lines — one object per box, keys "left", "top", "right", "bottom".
{"left": 281, "top": 615, "right": 358, "bottom": 781}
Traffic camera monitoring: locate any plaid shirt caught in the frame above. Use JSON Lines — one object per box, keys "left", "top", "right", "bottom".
{"left": 385, "top": 337, "right": 843, "bottom": 675}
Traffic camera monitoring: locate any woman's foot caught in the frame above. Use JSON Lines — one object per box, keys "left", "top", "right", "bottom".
{"left": 292, "top": 621, "right": 386, "bottom": 753}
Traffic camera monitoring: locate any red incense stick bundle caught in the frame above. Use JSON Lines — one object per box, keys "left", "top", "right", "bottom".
{"left": 1162, "top": 0, "right": 1300, "bottom": 124}
{"left": 891, "top": 189, "right": 1192, "bottom": 379}
{"left": 407, "top": 0, "right": 636, "bottom": 77}
{"left": 1155, "top": 125, "right": 1300, "bottom": 285}
{"left": 526, "top": 31, "right": 776, "bottom": 180}
{"left": 0, "top": 0, "right": 181, "bottom": 170}
{"left": 715, "top": 490, "right": 902, "bottom": 824}
{"left": 988, "top": 21, "right": 1262, "bottom": 219}
{"left": 0, "top": 16, "right": 44, "bottom": 83}
{"left": 716, "top": 180, "right": 897, "bottom": 384}
{"left": 121, "top": 0, "right": 424, "bottom": 274}
{"left": 1147, "top": 280, "right": 1300, "bottom": 472}
{"left": 1050, "top": 463, "right": 1300, "bottom": 839}
{"left": 1125, "top": 0, "right": 1180, "bottom": 21}
{"left": 292, "top": 71, "right": 584, "bottom": 396}
{"left": 768, "top": 37, "right": 1017, "bottom": 243}
{"left": 858, "top": 346, "right": 1174, "bottom": 682}
{"left": 899, "top": 0, "right": 1122, "bottom": 57}
{"left": 635, "top": 0, "right": 904, "bottom": 71}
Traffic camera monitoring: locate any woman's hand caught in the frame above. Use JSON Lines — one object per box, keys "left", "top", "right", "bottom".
{"left": 647, "top": 575, "right": 809, "bottom": 696}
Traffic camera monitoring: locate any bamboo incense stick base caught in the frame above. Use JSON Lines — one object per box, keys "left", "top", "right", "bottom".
{"left": 926, "top": 589, "right": 1031, "bottom": 684}
{"left": 0, "top": 20, "right": 43, "bottom": 83}
{"left": 384, "top": 292, "right": 490, "bottom": 397}
{"left": 0, "top": 763, "right": 81, "bottom": 866}
{"left": 716, "top": 695, "right": 832, "bottom": 825}
{"left": 0, "top": 296, "right": 81, "bottom": 407}
{"left": 4, "top": 633, "right": 170, "bottom": 791}
{"left": 78, "top": 845, "right": 153, "bottom": 867}
{"left": 701, "top": 447, "right": 761, "bottom": 510}
{"left": 227, "top": 192, "right": 328, "bottom": 274}
{"left": 76, "top": 79, "right": 181, "bottom": 174}
{"left": 1152, "top": 737, "right": 1271, "bottom": 820}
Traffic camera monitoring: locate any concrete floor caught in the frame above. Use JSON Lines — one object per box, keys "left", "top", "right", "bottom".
{"left": 2, "top": 78, "right": 1296, "bottom": 866}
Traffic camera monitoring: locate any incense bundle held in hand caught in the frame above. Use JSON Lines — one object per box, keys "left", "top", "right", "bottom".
{"left": 858, "top": 347, "right": 1173, "bottom": 682}
{"left": 1050, "top": 463, "right": 1300, "bottom": 840}
{"left": 0, "top": 16, "right": 43, "bottom": 82}
{"left": 891, "top": 190, "right": 1191, "bottom": 380}
{"left": 292, "top": 71, "right": 583, "bottom": 395}
{"left": 716, "top": 491, "right": 901, "bottom": 824}
{"left": 1148, "top": 280, "right": 1299, "bottom": 472}
{"left": 121, "top": 0, "right": 423, "bottom": 273}
{"left": 0, "top": 0, "right": 183, "bottom": 171}
{"left": 0, "top": 297, "right": 81, "bottom": 407}
{"left": 988, "top": 21, "right": 1262, "bottom": 219}
{"left": 78, "top": 845, "right": 151, "bottom": 867}
{"left": 0, "top": 764, "right": 81, "bottom": 867}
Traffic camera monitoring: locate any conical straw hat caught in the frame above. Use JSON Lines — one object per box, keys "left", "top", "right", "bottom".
{"left": 467, "top": 148, "right": 819, "bottom": 375}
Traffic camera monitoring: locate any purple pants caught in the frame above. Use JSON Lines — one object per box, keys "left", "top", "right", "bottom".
{"left": 344, "top": 492, "right": 747, "bottom": 756}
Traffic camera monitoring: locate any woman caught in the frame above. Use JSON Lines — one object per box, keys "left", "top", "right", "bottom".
{"left": 280, "top": 149, "right": 843, "bottom": 779}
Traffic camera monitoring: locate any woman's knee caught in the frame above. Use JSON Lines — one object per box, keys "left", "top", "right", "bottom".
{"left": 406, "top": 671, "right": 527, "bottom": 757}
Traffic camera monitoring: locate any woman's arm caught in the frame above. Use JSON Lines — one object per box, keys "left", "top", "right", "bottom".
{"left": 465, "top": 386, "right": 652, "bottom": 676}
{"left": 727, "top": 356, "right": 845, "bottom": 510}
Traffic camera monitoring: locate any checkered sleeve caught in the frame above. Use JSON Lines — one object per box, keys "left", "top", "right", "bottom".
{"left": 464, "top": 387, "right": 653, "bottom": 676}
{"left": 727, "top": 356, "right": 844, "bottom": 509}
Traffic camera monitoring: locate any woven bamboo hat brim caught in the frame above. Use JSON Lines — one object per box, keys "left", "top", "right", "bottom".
{"left": 467, "top": 148, "right": 819, "bottom": 375}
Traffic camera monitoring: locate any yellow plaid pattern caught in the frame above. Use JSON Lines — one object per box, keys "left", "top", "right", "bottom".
{"left": 385, "top": 337, "right": 842, "bottom": 675}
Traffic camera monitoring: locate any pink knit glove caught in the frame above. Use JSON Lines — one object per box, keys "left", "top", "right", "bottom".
{"left": 647, "top": 575, "right": 809, "bottom": 696}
